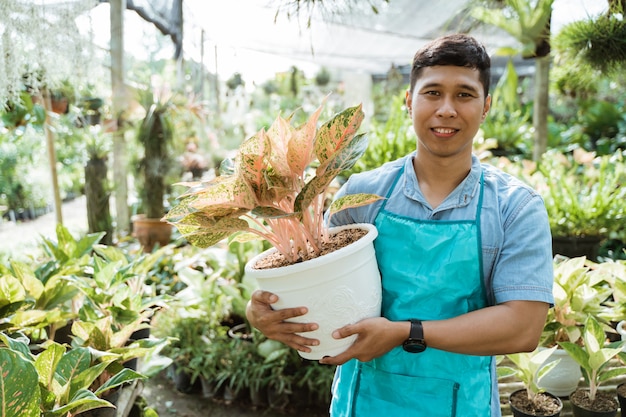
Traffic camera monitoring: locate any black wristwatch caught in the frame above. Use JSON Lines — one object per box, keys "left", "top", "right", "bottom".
{"left": 402, "top": 319, "right": 427, "bottom": 353}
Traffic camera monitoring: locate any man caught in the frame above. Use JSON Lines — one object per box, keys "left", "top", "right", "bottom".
{"left": 247, "top": 33, "right": 554, "bottom": 416}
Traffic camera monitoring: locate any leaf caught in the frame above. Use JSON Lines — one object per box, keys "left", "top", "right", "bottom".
{"left": 42, "top": 389, "right": 113, "bottom": 417}
{"left": 328, "top": 194, "right": 385, "bottom": 218}
{"left": 0, "top": 348, "right": 40, "bottom": 417}
{"left": 94, "top": 368, "right": 145, "bottom": 396}
{"left": 35, "top": 342, "right": 66, "bottom": 389}
{"left": 288, "top": 100, "right": 325, "bottom": 175}
{"left": 175, "top": 216, "right": 251, "bottom": 248}
{"left": 7, "top": 261, "right": 43, "bottom": 300}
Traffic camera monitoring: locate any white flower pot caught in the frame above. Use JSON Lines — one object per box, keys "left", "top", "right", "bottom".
{"left": 537, "top": 348, "right": 582, "bottom": 397}
{"left": 617, "top": 320, "right": 626, "bottom": 351}
{"left": 245, "top": 223, "right": 382, "bottom": 360}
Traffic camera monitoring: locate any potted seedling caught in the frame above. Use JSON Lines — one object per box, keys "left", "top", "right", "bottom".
{"left": 538, "top": 256, "right": 616, "bottom": 397}
{"left": 559, "top": 315, "right": 626, "bottom": 416}
{"left": 499, "top": 346, "right": 563, "bottom": 417}
{"left": 165, "top": 96, "right": 384, "bottom": 359}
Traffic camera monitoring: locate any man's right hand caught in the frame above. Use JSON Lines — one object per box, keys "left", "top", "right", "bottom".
{"left": 245, "top": 290, "right": 320, "bottom": 353}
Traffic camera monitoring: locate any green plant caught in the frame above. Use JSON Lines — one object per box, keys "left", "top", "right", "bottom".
{"left": 542, "top": 256, "right": 615, "bottom": 346}
{"left": 479, "top": 59, "right": 532, "bottom": 156}
{"left": 0, "top": 333, "right": 144, "bottom": 417}
{"left": 539, "top": 149, "right": 626, "bottom": 238}
{"left": 0, "top": 224, "right": 106, "bottom": 342}
{"left": 498, "top": 346, "right": 560, "bottom": 405}
{"left": 164, "top": 97, "right": 383, "bottom": 263}
{"left": 66, "top": 244, "right": 169, "bottom": 333}
{"left": 497, "top": 149, "right": 626, "bottom": 238}
{"left": 135, "top": 89, "right": 203, "bottom": 219}
{"left": 554, "top": 5, "right": 626, "bottom": 74}
{"left": 559, "top": 315, "right": 626, "bottom": 402}
{"left": 342, "top": 92, "right": 414, "bottom": 177}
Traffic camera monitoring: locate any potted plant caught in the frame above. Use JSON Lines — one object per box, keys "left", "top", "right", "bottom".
{"left": 538, "top": 256, "right": 616, "bottom": 397}
{"left": 559, "top": 315, "right": 626, "bottom": 416}
{"left": 494, "top": 150, "right": 626, "bottom": 260}
{"left": 499, "top": 346, "right": 563, "bottom": 417}
{"left": 132, "top": 88, "right": 203, "bottom": 253}
{"left": 164, "top": 97, "right": 384, "bottom": 360}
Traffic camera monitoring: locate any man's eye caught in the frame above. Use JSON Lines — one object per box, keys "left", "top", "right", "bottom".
{"left": 425, "top": 91, "right": 439, "bottom": 96}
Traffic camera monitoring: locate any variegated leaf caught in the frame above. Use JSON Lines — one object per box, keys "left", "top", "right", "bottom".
{"left": 0, "top": 348, "right": 40, "bottom": 417}
{"left": 328, "top": 193, "right": 385, "bottom": 217}
{"left": 189, "top": 176, "right": 256, "bottom": 214}
{"left": 287, "top": 101, "right": 325, "bottom": 175}
{"left": 266, "top": 116, "right": 296, "bottom": 178}
{"left": 317, "top": 132, "right": 369, "bottom": 174}
{"left": 314, "top": 104, "right": 364, "bottom": 168}
{"left": 237, "top": 129, "right": 269, "bottom": 196}
{"left": 251, "top": 206, "right": 299, "bottom": 219}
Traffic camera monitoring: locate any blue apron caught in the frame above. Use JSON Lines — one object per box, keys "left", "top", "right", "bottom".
{"left": 330, "top": 166, "right": 492, "bottom": 417}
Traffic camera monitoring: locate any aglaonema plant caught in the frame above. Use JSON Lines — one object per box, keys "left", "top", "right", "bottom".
{"left": 559, "top": 315, "right": 626, "bottom": 402}
{"left": 499, "top": 346, "right": 560, "bottom": 405}
{"left": 164, "top": 98, "right": 383, "bottom": 263}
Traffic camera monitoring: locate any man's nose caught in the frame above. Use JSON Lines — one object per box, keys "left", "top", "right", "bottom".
{"left": 436, "top": 97, "right": 457, "bottom": 118}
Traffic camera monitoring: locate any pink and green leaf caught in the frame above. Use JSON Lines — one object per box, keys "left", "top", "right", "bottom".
{"left": 315, "top": 104, "right": 364, "bottom": 169}
{"left": 287, "top": 101, "right": 324, "bottom": 175}
{"left": 328, "top": 194, "right": 385, "bottom": 217}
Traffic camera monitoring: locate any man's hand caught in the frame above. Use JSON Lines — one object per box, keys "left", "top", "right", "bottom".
{"left": 246, "top": 290, "right": 320, "bottom": 353}
{"left": 319, "top": 317, "right": 408, "bottom": 365}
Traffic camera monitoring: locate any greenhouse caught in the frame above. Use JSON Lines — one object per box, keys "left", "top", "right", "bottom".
{"left": 1, "top": 0, "right": 626, "bottom": 416}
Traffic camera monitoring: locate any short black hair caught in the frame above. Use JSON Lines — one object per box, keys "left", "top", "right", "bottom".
{"left": 409, "top": 34, "right": 491, "bottom": 98}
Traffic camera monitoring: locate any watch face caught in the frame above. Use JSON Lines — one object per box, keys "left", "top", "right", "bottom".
{"left": 403, "top": 339, "right": 426, "bottom": 353}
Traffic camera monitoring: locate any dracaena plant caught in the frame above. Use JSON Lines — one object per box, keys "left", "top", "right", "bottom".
{"left": 164, "top": 99, "right": 382, "bottom": 264}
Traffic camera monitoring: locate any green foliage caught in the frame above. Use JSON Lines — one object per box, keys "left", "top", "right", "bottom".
{"left": 500, "top": 346, "right": 560, "bottom": 404}
{"left": 542, "top": 256, "right": 616, "bottom": 347}
{"left": 342, "top": 92, "right": 414, "bottom": 177}
{"left": 554, "top": 8, "right": 626, "bottom": 74}
{"left": 480, "top": 59, "right": 532, "bottom": 156}
{"left": 559, "top": 315, "right": 626, "bottom": 402}
{"left": 498, "top": 149, "right": 626, "bottom": 238}
{"left": 471, "top": 0, "right": 554, "bottom": 58}
{"left": 0, "top": 334, "right": 145, "bottom": 417}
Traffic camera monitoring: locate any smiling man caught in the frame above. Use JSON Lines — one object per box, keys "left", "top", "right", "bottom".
{"left": 246, "top": 34, "right": 554, "bottom": 417}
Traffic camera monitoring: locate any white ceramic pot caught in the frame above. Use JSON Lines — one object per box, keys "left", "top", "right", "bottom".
{"left": 537, "top": 347, "right": 582, "bottom": 397}
{"left": 245, "top": 223, "right": 382, "bottom": 360}
{"left": 617, "top": 320, "right": 626, "bottom": 351}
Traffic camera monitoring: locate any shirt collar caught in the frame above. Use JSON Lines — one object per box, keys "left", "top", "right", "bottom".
{"left": 403, "top": 153, "right": 482, "bottom": 211}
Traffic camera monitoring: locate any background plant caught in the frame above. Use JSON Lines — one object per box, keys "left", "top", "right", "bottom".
{"left": 559, "top": 315, "right": 626, "bottom": 403}
{"left": 499, "top": 346, "right": 560, "bottom": 405}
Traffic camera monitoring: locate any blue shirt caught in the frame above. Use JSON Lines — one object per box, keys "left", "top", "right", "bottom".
{"left": 328, "top": 153, "right": 554, "bottom": 416}
{"left": 330, "top": 152, "right": 554, "bottom": 306}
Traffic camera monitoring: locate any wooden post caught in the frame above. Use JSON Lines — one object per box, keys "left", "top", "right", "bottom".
{"left": 110, "top": 0, "right": 130, "bottom": 234}
{"left": 43, "top": 94, "right": 63, "bottom": 225}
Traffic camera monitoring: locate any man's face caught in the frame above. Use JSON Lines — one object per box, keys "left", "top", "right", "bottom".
{"left": 406, "top": 65, "right": 490, "bottom": 159}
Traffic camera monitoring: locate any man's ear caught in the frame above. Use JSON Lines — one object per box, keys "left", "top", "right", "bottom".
{"left": 482, "top": 95, "right": 492, "bottom": 120}
{"left": 405, "top": 90, "right": 412, "bottom": 113}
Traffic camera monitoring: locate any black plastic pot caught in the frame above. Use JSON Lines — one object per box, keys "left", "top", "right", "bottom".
{"left": 570, "top": 389, "right": 618, "bottom": 417}
{"left": 170, "top": 364, "right": 194, "bottom": 393}
{"left": 552, "top": 235, "right": 604, "bottom": 261}
{"left": 509, "top": 389, "right": 563, "bottom": 417}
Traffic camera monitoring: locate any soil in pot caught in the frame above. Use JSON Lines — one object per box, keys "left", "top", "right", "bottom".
{"left": 569, "top": 389, "right": 618, "bottom": 416}
{"left": 253, "top": 228, "right": 367, "bottom": 269}
{"left": 509, "top": 389, "right": 563, "bottom": 417}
